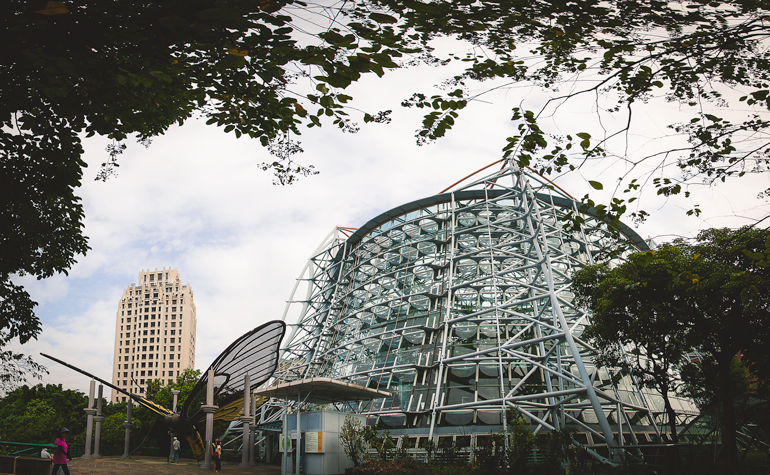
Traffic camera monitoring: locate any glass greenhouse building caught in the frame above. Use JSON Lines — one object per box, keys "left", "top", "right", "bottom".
{"left": 271, "top": 166, "right": 698, "bottom": 456}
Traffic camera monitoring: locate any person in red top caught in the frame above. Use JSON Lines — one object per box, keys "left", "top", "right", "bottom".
{"left": 51, "top": 427, "right": 71, "bottom": 475}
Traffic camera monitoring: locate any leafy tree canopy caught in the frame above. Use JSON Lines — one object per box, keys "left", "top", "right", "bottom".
{"left": 384, "top": 0, "right": 770, "bottom": 226}
{"left": 0, "top": 383, "right": 88, "bottom": 443}
{"left": 575, "top": 226, "right": 770, "bottom": 463}
{"left": 573, "top": 245, "right": 697, "bottom": 443}
{"left": 1, "top": 0, "right": 413, "bottom": 375}
{"left": 145, "top": 368, "right": 202, "bottom": 411}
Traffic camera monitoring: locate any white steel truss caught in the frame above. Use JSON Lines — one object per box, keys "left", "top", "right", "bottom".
{"left": 272, "top": 166, "right": 696, "bottom": 460}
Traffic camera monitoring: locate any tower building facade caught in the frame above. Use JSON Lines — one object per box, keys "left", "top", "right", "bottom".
{"left": 111, "top": 268, "right": 198, "bottom": 402}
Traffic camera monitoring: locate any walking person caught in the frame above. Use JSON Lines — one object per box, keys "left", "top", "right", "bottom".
{"left": 51, "top": 428, "right": 71, "bottom": 475}
{"left": 211, "top": 438, "right": 222, "bottom": 472}
{"left": 173, "top": 437, "right": 181, "bottom": 463}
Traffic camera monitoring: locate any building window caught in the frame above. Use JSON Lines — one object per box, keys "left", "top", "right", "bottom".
{"left": 171, "top": 322, "right": 176, "bottom": 328}
{"left": 149, "top": 274, "right": 154, "bottom": 281}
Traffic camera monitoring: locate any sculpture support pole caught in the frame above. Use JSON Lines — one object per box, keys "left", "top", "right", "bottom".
{"left": 296, "top": 391, "right": 301, "bottom": 475}
{"left": 122, "top": 402, "right": 133, "bottom": 460}
{"left": 282, "top": 401, "right": 288, "bottom": 475}
{"left": 93, "top": 385, "right": 104, "bottom": 459}
{"left": 200, "top": 369, "right": 218, "bottom": 470}
{"left": 83, "top": 379, "right": 96, "bottom": 459}
{"left": 249, "top": 395, "right": 258, "bottom": 466}
{"left": 170, "top": 389, "right": 180, "bottom": 464}
{"left": 239, "top": 374, "right": 251, "bottom": 468}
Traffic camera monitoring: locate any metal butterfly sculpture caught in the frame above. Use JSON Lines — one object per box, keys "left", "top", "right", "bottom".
{"left": 42, "top": 320, "right": 285, "bottom": 460}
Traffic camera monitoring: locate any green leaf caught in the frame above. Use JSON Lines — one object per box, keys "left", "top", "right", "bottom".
{"left": 588, "top": 180, "right": 604, "bottom": 190}
{"left": 369, "top": 13, "right": 398, "bottom": 24}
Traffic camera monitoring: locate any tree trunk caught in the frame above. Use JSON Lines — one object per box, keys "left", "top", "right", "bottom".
{"left": 659, "top": 381, "right": 679, "bottom": 444}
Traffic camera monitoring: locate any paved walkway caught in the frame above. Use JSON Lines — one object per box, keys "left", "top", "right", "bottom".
{"left": 66, "top": 456, "right": 281, "bottom": 475}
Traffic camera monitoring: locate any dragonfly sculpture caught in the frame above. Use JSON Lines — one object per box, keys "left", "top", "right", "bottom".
{"left": 42, "top": 320, "right": 285, "bottom": 459}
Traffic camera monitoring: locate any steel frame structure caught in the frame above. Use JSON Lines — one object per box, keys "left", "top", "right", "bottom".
{"left": 271, "top": 166, "right": 696, "bottom": 459}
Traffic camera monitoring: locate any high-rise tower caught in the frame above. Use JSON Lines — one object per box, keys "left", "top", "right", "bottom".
{"left": 111, "top": 268, "right": 198, "bottom": 402}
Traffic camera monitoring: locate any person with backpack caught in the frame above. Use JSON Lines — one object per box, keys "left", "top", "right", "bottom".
{"left": 211, "top": 438, "right": 222, "bottom": 472}
{"left": 51, "top": 427, "right": 71, "bottom": 475}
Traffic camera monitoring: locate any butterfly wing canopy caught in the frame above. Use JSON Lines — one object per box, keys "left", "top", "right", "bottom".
{"left": 182, "top": 320, "right": 285, "bottom": 457}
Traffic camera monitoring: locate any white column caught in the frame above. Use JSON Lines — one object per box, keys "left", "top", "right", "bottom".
{"left": 93, "top": 385, "right": 104, "bottom": 459}
{"left": 170, "top": 389, "right": 180, "bottom": 463}
{"left": 238, "top": 374, "right": 251, "bottom": 468}
{"left": 282, "top": 401, "right": 288, "bottom": 475}
{"left": 200, "top": 369, "right": 218, "bottom": 470}
{"left": 249, "top": 395, "right": 258, "bottom": 466}
{"left": 296, "top": 392, "right": 301, "bottom": 475}
{"left": 121, "top": 402, "right": 133, "bottom": 460}
{"left": 82, "top": 379, "right": 96, "bottom": 459}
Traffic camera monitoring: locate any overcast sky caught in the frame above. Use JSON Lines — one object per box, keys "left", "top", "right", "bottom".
{"left": 10, "top": 44, "right": 770, "bottom": 398}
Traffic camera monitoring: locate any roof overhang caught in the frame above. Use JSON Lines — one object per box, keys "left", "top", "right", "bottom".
{"left": 254, "top": 377, "right": 390, "bottom": 404}
{"left": 340, "top": 189, "right": 650, "bottom": 253}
